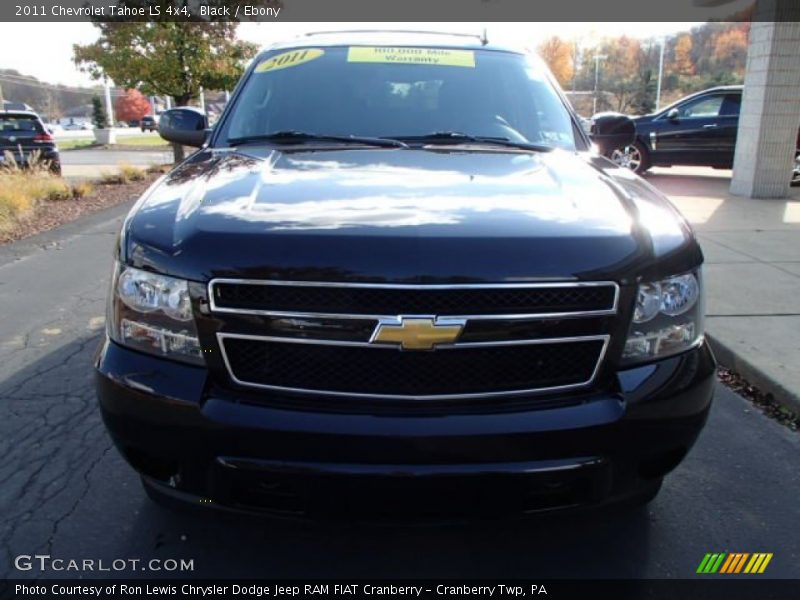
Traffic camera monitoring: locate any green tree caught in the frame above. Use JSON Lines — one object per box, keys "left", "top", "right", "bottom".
{"left": 631, "top": 67, "right": 656, "bottom": 115}
{"left": 91, "top": 96, "right": 108, "bottom": 129}
{"left": 591, "top": 37, "right": 643, "bottom": 113}
{"left": 74, "top": 21, "right": 258, "bottom": 160}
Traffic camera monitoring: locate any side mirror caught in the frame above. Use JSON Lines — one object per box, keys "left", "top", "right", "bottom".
{"left": 589, "top": 112, "right": 636, "bottom": 156}
{"left": 158, "top": 107, "right": 208, "bottom": 147}
{"left": 667, "top": 108, "right": 680, "bottom": 121}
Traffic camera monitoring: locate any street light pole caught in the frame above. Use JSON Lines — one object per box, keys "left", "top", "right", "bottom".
{"left": 571, "top": 42, "right": 580, "bottom": 94}
{"left": 655, "top": 36, "right": 666, "bottom": 111}
{"left": 593, "top": 54, "right": 607, "bottom": 115}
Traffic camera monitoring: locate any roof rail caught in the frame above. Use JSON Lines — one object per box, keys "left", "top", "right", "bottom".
{"left": 303, "top": 29, "right": 484, "bottom": 42}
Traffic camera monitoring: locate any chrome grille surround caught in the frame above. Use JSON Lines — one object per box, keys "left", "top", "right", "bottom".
{"left": 208, "top": 279, "right": 619, "bottom": 401}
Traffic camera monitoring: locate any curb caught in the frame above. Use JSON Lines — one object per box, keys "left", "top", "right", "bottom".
{"left": 706, "top": 333, "right": 800, "bottom": 415}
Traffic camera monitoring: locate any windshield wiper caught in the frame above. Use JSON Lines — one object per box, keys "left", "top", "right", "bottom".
{"left": 227, "top": 130, "right": 408, "bottom": 148}
{"left": 388, "top": 132, "right": 554, "bottom": 153}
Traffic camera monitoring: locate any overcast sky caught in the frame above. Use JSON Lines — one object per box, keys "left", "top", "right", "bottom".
{"left": 0, "top": 22, "right": 701, "bottom": 88}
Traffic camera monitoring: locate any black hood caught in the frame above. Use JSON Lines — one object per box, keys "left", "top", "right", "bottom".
{"left": 123, "top": 147, "right": 701, "bottom": 283}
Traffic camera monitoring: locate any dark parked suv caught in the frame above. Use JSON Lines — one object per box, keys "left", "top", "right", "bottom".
{"left": 0, "top": 110, "right": 61, "bottom": 174}
{"left": 140, "top": 115, "right": 158, "bottom": 132}
{"left": 608, "top": 85, "right": 800, "bottom": 183}
{"left": 95, "top": 32, "right": 715, "bottom": 518}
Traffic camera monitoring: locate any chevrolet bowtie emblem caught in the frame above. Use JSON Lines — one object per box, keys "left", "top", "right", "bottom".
{"left": 371, "top": 317, "right": 465, "bottom": 351}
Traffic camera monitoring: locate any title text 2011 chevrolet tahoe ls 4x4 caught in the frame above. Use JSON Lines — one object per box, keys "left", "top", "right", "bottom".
{"left": 95, "top": 32, "right": 715, "bottom": 518}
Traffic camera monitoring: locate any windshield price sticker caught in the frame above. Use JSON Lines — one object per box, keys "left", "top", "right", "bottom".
{"left": 347, "top": 47, "right": 476, "bottom": 68}
{"left": 255, "top": 48, "right": 325, "bottom": 74}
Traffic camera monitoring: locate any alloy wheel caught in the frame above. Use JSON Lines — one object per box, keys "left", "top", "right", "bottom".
{"left": 611, "top": 145, "right": 642, "bottom": 172}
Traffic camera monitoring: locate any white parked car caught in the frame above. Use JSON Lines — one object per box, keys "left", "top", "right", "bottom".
{"left": 62, "top": 121, "right": 91, "bottom": 131}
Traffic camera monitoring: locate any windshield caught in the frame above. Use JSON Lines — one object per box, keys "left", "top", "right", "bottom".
{"left": 0, "top": 115, "right": 43, "bottom": 142}
{"left": 218, "top": 46, "right": 578, "bottom": 150}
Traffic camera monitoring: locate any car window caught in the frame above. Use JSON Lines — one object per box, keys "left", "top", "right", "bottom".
{"left": 720, "top": 94, "right": 741, "bottom": 117}
{"left": 219, "top": 46, "right": 577, "bottom": 150}
{"left": 678, "top": 95, "right": 724, "bottom": 118}
{"left": 0, "top": 115, "right": 43, "bottom": 137}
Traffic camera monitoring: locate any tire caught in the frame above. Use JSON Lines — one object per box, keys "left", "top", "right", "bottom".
{"left": 609, "top": 140, "right": 650, "bottom": 175}
{"left": 49, "top": 162, "right": 62, "bottom": 177}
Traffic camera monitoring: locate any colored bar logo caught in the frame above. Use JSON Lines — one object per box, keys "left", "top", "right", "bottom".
{"left": 697, "top": 553, "right": 773, "bottom": 574}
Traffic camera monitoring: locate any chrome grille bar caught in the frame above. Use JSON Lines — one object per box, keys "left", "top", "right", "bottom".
{"left": 208, "top": 279, "right": 620, "bottom": 321}
{"left": 208, "top": 279, "right": 619, "bottom": 400}
{"left": 216, "top": 333, "right": 611, "bottom": 401}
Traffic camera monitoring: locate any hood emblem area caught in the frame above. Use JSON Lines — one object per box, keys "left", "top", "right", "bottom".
{"left": 370, "top": 317, "right": 465, "bottom": 351}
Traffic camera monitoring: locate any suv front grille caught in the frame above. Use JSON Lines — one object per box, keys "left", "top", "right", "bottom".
{"left": 211, "top": 280, "right": 617, "bottom": 317}
{"left": 209, "top": 280, "right": 618, "bottom": 401}
{"left": 220, "top": 336, "right": 606, "bottom": 400}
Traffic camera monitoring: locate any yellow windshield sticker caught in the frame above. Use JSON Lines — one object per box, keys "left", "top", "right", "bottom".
{"left": 347, "top": 47, "right": 476, "bottom": 68}
{"left": 255, "top": 48, "right": 325, "bottom": 73}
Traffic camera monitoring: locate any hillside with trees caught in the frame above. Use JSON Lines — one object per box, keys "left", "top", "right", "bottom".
{"left": 0, "top": 69, "right": 106, "bottom": 121}
{"left": 539, "top": 21, "right": 750, "bottom": 116}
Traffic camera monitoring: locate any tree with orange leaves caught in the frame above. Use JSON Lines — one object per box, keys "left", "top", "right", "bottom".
{"left": 114, "top": 89, "right": 152, "bottom": 124}
{"left": 537, "top": 36, "right": 575, "bottom": 88}
{"left": 712, "top": 29, "right": 748, "bottom": 77}
{"left": 672, "top": 34, "right": 695, "bottom": 76}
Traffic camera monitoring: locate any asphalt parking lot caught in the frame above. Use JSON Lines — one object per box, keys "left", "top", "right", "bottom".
{"left": 1, "top": 200, "right": 799, "bottom": 580}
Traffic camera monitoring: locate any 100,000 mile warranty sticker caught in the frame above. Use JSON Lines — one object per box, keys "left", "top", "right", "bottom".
{"left": 347, "top": 47, "right": 476, "bottom": 67}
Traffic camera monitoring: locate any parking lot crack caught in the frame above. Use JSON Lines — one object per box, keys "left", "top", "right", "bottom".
{"left": 41, "top": 442, "right": 114, "bottom": 557}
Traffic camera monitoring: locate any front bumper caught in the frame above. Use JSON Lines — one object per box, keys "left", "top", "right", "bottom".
{"left": 96, "top": 338, "right": 715, "bottom": 518}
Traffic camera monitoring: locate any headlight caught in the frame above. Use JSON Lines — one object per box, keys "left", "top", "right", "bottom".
{"left": 107, "top": 263, "right": 204, "bottom": 365}
{"left": 633, "top": 281, "right": 662, "bottom": 323}
{"left": 622, "top": 270, "right": 704, "bottom": 365}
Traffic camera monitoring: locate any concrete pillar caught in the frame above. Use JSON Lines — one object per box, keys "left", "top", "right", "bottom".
{"left": 731, "top": 11, "right": 800, "bottom": 198}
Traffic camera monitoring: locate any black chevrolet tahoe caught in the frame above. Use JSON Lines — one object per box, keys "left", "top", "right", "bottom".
{"left": 95, "top": 32, "right": 715, "bottom": 518}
